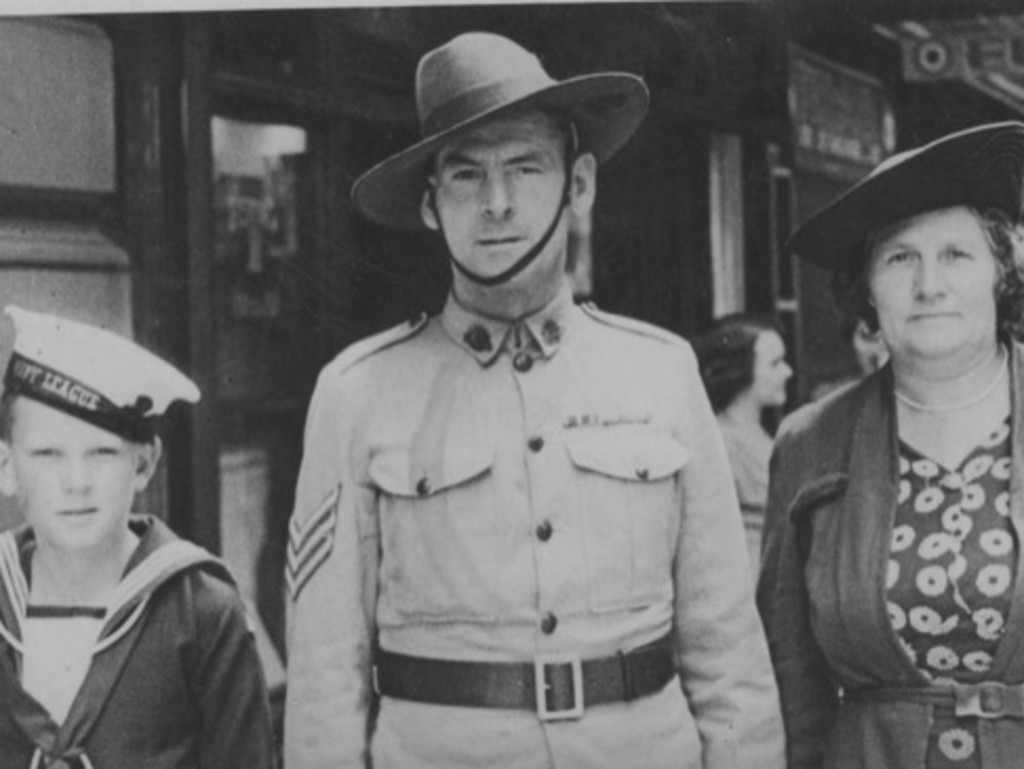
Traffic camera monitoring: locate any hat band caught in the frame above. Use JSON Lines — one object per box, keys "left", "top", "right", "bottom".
{"left": 421, "top": 74, "right": 556, "bottom": 138}
{"left": 3, "top": 352, "right": 156, "bottom": 443}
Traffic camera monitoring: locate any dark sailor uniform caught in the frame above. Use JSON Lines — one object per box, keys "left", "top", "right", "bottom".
{"left": 0, "top": 515, "right": 276, "bottom": 769}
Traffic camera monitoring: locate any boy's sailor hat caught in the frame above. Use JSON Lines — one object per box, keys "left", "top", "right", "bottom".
{"left": 2, "top": 306, "right": 200, "bottom": 442}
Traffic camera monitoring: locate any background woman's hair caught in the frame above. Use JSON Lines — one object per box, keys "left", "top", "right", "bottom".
{"left": 830, "top": 206, "right": 1024, "bottom": 343}
{"left": 694, "top": 313, "right": 783, "bottom": 413}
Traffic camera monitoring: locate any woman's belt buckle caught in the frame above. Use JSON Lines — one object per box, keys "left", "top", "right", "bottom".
{"left": 535, "top": 652, "right": 584, "bottom": 721}
{"left": 954, "top": 681, "right": 1024, "bottom": 719}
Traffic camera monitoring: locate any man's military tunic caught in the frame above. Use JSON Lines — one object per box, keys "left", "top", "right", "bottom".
{"left": 284, "top": 284, "right": 785, "bottom": 769}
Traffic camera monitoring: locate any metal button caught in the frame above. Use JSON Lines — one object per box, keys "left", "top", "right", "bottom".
{"left": 513, "top": 352, "right": 533, "bottom": 372}
{"left": 416, "top": 477, "right": 431, "bottom": 496}
{"left": 540, "top": 611, "right": 558, "bottom": 635}
{"left": 528, "top": 436, "right": 545, "bottom": 452}
{"left": 635, "top": 468, "right": 649, "bottom": 481}
{"left": 536, "top": 520, "right": 553, "bottom": 542}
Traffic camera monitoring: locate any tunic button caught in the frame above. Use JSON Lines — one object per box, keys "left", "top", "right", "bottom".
{"left": 635, "top": 468, "right": 649, "bottom": 481}
{"left": 513, "top": 352, "right": 533, "bottom": 372}
{"left": 536, "top": 520, "right": 553, "bottom": 541}
{"left": 540, "top": 611, "right": 558, "bottom": 635}
{"left": 528, "top": 436, "right": 545, "bottom": 452}
{"left": 416, "top": 477, "right": 431, "bottom": 496}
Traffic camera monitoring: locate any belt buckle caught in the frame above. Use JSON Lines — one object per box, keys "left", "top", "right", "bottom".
{"left": 954, "top": 681, "right": 1024, "bottom": 719}
{"left": 534, "top": 653, "right": 584, "bottom": 721}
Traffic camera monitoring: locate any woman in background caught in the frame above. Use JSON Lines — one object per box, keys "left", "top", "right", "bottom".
{"left": 695, "top": 313, "right": 792, "bottom": 574}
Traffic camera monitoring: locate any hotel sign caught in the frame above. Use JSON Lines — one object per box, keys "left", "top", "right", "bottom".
{"left": 789, "top": 46, "right": 894, "bottom": 182}
{"left": 903, "top": 33, "right": 1024, "bottom": 81}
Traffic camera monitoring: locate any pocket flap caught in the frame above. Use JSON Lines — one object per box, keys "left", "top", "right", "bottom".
{"left": 787, "top": 473, "right": 849, "bottom": 524}
{"left": 369, "top": 446, "right": 495, "bottom": 497}
{"left": 567, "top": 432, "right": 690, "bottom": 482}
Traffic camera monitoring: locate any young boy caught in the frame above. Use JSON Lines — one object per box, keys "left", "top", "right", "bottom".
{"left": 0, "top": 306, "right": 275, "bottom": 768}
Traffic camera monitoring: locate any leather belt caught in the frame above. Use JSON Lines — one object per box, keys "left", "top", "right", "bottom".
{"left": 374, "top": 633, "right": 675, "bottom": 721}
{"left": 847, "top": 681, "right": 1024, "bottom": 720}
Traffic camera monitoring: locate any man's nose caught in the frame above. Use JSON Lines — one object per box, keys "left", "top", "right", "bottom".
{"left": 481, "top": 173, "right": 513, "bottom": 219}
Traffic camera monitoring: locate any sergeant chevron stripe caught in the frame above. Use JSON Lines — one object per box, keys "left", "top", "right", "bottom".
{"left": 287, "top": 485, "right": 341, "bottom": 600}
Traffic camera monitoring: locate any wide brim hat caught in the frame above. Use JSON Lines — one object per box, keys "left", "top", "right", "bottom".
{"left": 790, "top": 121, "right": 1024, "bottom": 271}
{"left": 351, "top": 31, "right": 650, "bottom": 230}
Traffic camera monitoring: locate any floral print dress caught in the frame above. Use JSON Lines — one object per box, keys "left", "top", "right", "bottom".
{"left": 888, "top": 418, "right": 1017, "bottom": 767}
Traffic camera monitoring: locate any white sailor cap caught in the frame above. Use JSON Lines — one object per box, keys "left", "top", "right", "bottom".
{"left": 2, "top": 306, "right": 200, "bottom": 442}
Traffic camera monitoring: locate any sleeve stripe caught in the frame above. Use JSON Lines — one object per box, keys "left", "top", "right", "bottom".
{"left": 289, "top": 486, "right": 340, "bottom": 551}
{"left": 286, "top": 485, "right": 340, "bottom": 601}
{"left": 286, "top": 514, "right": 333, "bottom": 581}
{"left": 286, "top": 536, "right": 333, "bottom": 601}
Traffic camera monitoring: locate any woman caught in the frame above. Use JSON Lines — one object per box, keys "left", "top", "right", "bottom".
{"left": 0, "top": 306, "right": 276, "bottom": 768}
{"left": 757, "top": 120, "right": 1024, "bottom": 769}
{"left": 695, "top": 313, "right": 792, "bottom": 572}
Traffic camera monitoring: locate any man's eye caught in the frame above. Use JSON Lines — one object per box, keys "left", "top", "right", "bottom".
{"left": 450, "top": 168, "right": 481, "bottom": 182}
{"left": 30, "top": 448, "right": 59, "bottom": 458}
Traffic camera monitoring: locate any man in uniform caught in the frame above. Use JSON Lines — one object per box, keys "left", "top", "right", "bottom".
{"left": 284, "top": 31, "right": 784, "bottom": 769}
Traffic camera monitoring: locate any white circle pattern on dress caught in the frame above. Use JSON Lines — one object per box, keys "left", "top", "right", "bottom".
{"left": 980, "top": 530, "right": 1013, "bottom": 557}
{"left": 888, "top": 419, "right": 1015, "bottom": 769}
{"left": 916, "top": 565, "right": 947, "bottom": 597}
{"left": 962, "top": 649, "right": 993, "bottom": 673}
{"left": 898, "top": 479, "right": 912, "bottom": 504}
{"left": 887, "top": 560, "right": 900, "bottom": 589}
{"left": 925, "top": 645, "right": 959, "bottom": 671}
{"left": 976, "top": 564, "right": 1012, "bottom": 598}
{"left": 938, "top": 728, "right": 975, "bottom": 761}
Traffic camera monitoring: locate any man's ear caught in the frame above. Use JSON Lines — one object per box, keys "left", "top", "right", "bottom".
{"left": 0, "top": 441, "right": 17, "bottom": 497}
{"left": 569, "top": 152, "right": 596, "bottom": 219}
{"left": 420, "top": 183, "right": 440, "bottom": 231}
{"left": 133, "top": 437, "right": 163, "bottom": 494}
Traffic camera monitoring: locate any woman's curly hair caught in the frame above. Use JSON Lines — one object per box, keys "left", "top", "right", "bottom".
{"left": 694, "top": 313, "right": 784, "bottom": 414}
{"left": 830, "top": 207, "right": 1024, "bottom": 344}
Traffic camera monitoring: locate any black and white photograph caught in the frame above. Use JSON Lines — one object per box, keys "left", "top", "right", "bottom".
{"left": 1, "top": 1, "right": 1024, "bottom": 767}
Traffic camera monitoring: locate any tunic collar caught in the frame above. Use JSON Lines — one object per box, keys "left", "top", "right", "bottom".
{"left": 441, "top": 282, "right": 576, "bottom": 366}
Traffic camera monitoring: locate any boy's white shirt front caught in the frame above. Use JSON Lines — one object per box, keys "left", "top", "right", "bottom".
{"left": 22, "top": 613, "right": 103, "bottom": 723}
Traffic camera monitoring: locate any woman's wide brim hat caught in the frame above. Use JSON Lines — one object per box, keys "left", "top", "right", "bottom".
{"left": 790, "top": 121, "right": 1024, "bottom": 271}
{"left": 351, "top": 32, "right": 650, "bottom": 230}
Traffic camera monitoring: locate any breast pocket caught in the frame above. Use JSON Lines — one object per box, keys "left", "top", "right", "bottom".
{"left": 566, "top": 430, "right": 690, "bottom": 612}
{"left": 370, "top": 446, "right": 501, "bottom": 623}
{"left": 787, "top": 473, "right": 849, "bottom": 570}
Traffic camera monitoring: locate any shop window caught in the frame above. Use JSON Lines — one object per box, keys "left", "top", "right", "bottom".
{"left": 212, "top": 116, "right": 308, "bottom": 404}
{"left": 211, "top": 115, "right": 313, "bottom": 666}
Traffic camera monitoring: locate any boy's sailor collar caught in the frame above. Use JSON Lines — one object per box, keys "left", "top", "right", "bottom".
{"left": 442, "top": 283, "right": 576, "bottom": 366}
{"left": 0, "top": 516, "right": 226, "bottom": 653}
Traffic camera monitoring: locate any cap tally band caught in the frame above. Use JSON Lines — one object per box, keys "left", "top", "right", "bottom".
{"left": 4, "top": 352, "right": 157, "bottom": 443}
